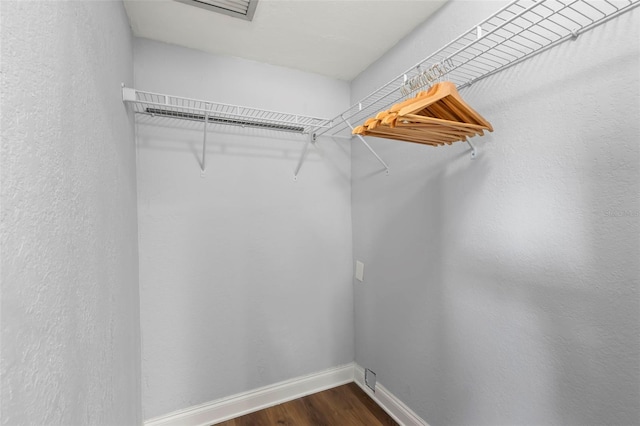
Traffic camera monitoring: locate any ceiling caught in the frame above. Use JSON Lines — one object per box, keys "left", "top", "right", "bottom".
{"left": 123, "top": 0, "right": 448, "bottom": 81}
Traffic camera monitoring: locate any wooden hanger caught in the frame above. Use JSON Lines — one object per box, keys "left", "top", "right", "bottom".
{"left": 360, "top": 110, "right": 485, "bottom": 144}
{"left": 352, "top": 81, "right": 492, "bottom": 147}
{"left": 354, "top": 120, "right": 475, "bottom": 146}
{"left": 397, "top": 81, "right": 493, "bottom": 131}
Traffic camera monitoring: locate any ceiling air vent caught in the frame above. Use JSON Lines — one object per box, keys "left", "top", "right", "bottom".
{"left": 174, "top": 0, "right": 258, "bottom": 21}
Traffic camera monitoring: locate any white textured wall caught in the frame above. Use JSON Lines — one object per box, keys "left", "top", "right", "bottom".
{"left": 1, "top": 1, "right": 141, "bottom": 425}
{"left": 134, "top": 39, "right": 353, "bottom": 421}
{"left": 351, "top": 1, "right": 639, "bottom": 425}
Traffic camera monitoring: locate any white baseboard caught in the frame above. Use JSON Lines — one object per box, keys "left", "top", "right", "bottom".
{"left": 144, "top": 363, "right": 355, "bottom": 426}
{"left": 144, "top": 362, "right": 428, "bottom": 426}
{"left": 354, "top": 364, "right": 429, "bottom": 426}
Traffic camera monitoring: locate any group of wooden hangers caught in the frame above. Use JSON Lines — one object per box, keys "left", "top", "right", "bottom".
{"left": 352, "top": 81, "right": 492, "bottom": 147}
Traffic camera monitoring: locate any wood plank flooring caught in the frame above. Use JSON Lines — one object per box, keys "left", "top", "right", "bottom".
{"left": 214, "top": 382, "right": 398, "bottom": 426}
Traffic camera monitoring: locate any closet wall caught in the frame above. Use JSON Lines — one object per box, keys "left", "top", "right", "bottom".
{"left": 1, "top": 2, "right": 141, "bottom": 424}
{"left": 351, "top": 1, "right": 639, "bottom": 425}
{"left": 133, "top": 39, "right": 354, "bottom": 420}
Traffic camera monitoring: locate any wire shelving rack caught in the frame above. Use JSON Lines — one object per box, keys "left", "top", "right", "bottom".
{"left": 123, "top": 88, "right": 331, "bottom": 135}
{"left": 122, "top": 0, "right": 639, "bottom": 177}
{"left": 315, "top": 0, "right": 640, "bottom": 144}
{"left": 122, "top": 87, "right": 332, "bottom": 176}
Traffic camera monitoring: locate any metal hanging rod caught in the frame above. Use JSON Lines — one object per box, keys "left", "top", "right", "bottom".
{"left": 314, "top": 0, "right": 640, "bottom": 139}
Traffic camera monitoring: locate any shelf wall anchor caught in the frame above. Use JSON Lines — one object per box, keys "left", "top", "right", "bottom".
{"left": 466, "top": 137, "right": 477, "bottom": 159}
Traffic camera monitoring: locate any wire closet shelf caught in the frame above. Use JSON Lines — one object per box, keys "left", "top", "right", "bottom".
{"left": 315, "top": 0, "right": 640, "bottom": 138}
{"left": 122, "top": 87, "right": 332, "bottom": 135}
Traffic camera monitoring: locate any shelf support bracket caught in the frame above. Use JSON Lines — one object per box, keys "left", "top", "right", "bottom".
{"left": 201, "top": 107, "right": 210, "bottom": 175}
{"left": 341, "top": 117, "right": 389, "bottom": 175}
{"left": 465, "top": 137, "right": 477, "bottom": 159}
{"left": 293, "top": 133, "right": 314, "bottom": 181}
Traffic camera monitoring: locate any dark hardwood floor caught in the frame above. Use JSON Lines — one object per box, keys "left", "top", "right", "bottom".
{"left": 214, "top": 382, "right": 398, "bottom": 426}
